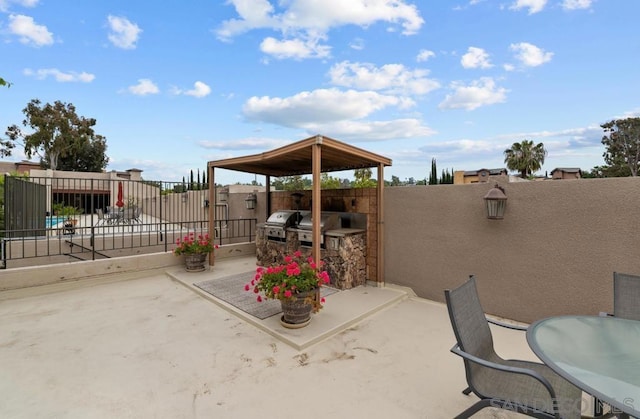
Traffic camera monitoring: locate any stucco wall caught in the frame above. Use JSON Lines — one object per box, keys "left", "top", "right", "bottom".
{"left": 383, "top": 177, "right": 640, "bottom": 323}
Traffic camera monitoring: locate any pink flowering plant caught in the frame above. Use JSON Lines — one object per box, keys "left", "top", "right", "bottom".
{"left": 245, "top": 251, "right": 331, "bottom": 312}
{"left": 173, "top": 232, "right": 218, "bottom": 255}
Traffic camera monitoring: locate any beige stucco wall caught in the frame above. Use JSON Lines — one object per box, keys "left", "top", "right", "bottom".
{"left": 0, "top": 242, "right": 256, "bottom": 291}
{"left": 383, "top": 177, "right": 640, "bottom": 324}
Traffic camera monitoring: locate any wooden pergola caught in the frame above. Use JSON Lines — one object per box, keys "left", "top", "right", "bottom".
{"left": 207, "top": 135, "right": 392, "bottom": 283}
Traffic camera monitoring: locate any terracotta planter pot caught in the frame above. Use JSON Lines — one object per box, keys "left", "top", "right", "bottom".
{"left": 184, "top": 253, "right": 208, "bottom": 272}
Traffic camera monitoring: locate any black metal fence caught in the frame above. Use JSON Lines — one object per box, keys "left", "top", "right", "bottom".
{"left": 0, "top": 175, "right": 257, "bottom": 269}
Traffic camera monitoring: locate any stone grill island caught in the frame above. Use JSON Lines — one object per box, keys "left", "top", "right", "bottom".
{"left": 256, "top": 211, "right": 367, "bottom": 290}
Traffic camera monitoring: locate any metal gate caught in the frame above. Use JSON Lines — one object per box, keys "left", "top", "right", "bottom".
{"left": 4, "top": 176, "right": 47, "bottom": 238}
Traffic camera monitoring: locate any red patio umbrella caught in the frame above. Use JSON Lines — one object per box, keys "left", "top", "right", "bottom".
{"left": 116, "top": 181, "right": 124, "bottom": 208}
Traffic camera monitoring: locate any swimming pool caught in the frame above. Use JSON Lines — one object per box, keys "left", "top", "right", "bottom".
{"left": 46, "top": 216, "right": 65, "bottom": 228}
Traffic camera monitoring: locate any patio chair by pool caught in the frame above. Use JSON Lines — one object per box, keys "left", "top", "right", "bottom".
{"left": 96, "top": 208, "right": 105, "bottom": 226}
{"left": 104, "top": 207, "right": 121, "bottom": 225}
{"left": 445, "top": 276, "right": 583, "bottom": 419}
{"left": 613, "top": 272, "right": 640, "bottom": 321}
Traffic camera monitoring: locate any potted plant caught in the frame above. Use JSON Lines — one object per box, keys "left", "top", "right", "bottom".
{"left": 52, "top": 203, "right": 64, "bottom": 216}
{"left": 245, "top": 251, "right": 330, "bottom": 328}
{"left": 173, "top": 232, "right": 218, "bottom": 272}
{"left": 60, "top": 205, "right": 83, "bottom": 226}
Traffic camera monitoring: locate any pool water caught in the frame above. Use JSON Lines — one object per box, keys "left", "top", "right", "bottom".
{"left": 46, "top": 216, "right": 65, "bottom": 228}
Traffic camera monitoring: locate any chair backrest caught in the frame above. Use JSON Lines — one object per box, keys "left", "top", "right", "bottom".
{"left": 445, "top": 276, "right": 498, "bottom": 362}
{"left": 96, "top": 208, "right": 104, "bottom": 219}
{"left": 613, "top": 272, "right": 640, "bottom": 320}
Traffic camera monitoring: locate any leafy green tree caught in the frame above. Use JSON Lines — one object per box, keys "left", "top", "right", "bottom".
{"left": 503, "top": 140, "right": 547, "bottom": 178}
{"left": 0, "top": 136, "right": 15, "bottom": 158}
{"left": 320, "top": 173, "right": 341, "bottom": 189}
{"left": 272, "top": 175, "right": 309, "bottom": 191}
{"left": 439, "top": 168, "right": 454, "bottom": 184}
{"left": 48, "top": 135, "right": 108, "bottom": 172}
{"left": 429, "top": 158, "right": 438, "bottom": 185}
{"left": 390, "top": 175, "right": 402, "bottom": 186}
{"left": 6, "top": 99, "right": 109, "bottom": 171}
{"left": 601, "top": 117, "right": 640, "bottom": 177}
{"left": 0, "top": 77, "right": 10, "bottom": 88}
{"left": 353, "top": 168, "right": 376, "bottom": 188}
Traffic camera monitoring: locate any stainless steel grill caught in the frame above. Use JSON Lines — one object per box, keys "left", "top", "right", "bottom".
{"left": 296, "top": 212, "right": 341, "bottom": 245}
{"left": 262, "top": 210, "right": 302, "bottom": 241}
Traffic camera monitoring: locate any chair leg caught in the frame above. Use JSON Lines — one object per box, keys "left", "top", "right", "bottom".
{"left": 462, "top": 386, "right": 472, "bottom": 395}
{"left": 454, "top": 399, "right": 494, "bottom": 419}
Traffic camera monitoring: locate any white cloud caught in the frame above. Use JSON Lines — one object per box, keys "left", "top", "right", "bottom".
{"left": 8, "top": 14, "right": 53, "bottom": 46}
{"left": 349, "top": 38, "right": 365, "bottom": 51}
{"left": 128, "top": 79, "right": 159, "bottom": 96}
{"left": 439, "top": 77, "right": 508, "bottom": 110}
{"left": 328, "top": 61, "right": 440, "bottom": 96}
{"left": 461, "top": 47, "right": 492, "bottom": 69}
{"left": 503, "top": 63, "right": 516, "bottom": 71}
{"left": 510, "top": 0, "right": 547, "bottom": 14}
{"left": 216, "top": 0, "right": 424, "bottom": 49}
{"left": 510, "top": 42, "right": 553, "bottom": 67}
{"left": 23, "top": 68, "right": 95, "bottom": 82}
{"left": 107, "top": 15, "right": 142, "bottom": 49}
{"left": 199, "top": 137, "right": 290, "bottom": 150}
{"left": 260, "top": 36, "right": 331, "bottom": 59}
{"left": 173, "top": 81, "right": 211, "bottom": 98}
{"left": 561, "top": 0, "right": 592, "bottom": 10}
{"left": 243, "top": 88, "right": 415, "bottom": 126}
{"left": 185, "top": 81, "right": 211, "bottom": 98}
{"left": 0, "top": 0, "right": 38, "bottom": 12}
{"left": 416, "top": 49, "right": 435, "bottom": 62}
{"left": 216, "top": 0, "right": 423, "bottom": 60}
{"left": 302, "top": 118, "right": 436, "bottom": 141}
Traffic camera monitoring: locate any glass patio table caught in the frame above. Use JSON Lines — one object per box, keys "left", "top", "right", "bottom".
{"left": 527, "top": 315, "right": 640, "bottom": 418}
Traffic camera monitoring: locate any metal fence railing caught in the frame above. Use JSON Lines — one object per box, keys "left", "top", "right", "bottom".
{"left": 0, "top": 175, "right": 257, "bottom": 269}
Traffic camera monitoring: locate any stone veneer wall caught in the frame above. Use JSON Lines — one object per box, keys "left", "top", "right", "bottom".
{"left": 255, "top": 227, "right": 366, "bottom": 289}
{"left": 268, "top": 188, "right": 378, "bottom": 283}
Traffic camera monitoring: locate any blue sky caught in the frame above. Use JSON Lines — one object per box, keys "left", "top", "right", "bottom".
{"left": 1, "top": 0, "right": 638, "bottom": 185}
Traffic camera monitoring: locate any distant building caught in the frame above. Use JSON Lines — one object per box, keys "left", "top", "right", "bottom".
{"left": 550, "top": 168, "right": 582, "bottom": 180}
{"left": 454, "top": 168, "right": 508, "bottom": 184}
{"left": 0, "top": 160, "right": 40, "bottom": 175}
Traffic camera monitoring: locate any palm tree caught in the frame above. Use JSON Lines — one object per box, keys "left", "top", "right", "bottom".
{"left": 503, "top": 140, "right": 547, "bottom": 178}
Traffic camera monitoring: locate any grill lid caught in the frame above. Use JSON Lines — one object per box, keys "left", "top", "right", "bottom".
{"left": 298, "top": 212, "right": 341, "bottom": 231}
{"left": 265, "top": 210, "right": 301, "bottom": 228}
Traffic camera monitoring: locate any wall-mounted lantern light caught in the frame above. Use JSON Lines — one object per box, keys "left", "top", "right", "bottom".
{"left": 483, "top": 184, "right": 507, "bottom": 220}
{"left": 245, "top": 193, "right": 257, "bottom": 210}
{"left": 291, "top": 192, "right": 304, "bottom": 209}
{"left": 218, "top": 187, "right": 229, "bottom": 202}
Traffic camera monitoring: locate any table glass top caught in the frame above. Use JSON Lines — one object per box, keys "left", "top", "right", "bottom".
{"left": 527, "top": 315, "right": 640, "bottom": 416}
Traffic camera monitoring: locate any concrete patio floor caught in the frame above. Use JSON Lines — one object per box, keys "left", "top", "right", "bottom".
{"left": 0, "top": 256, "right": 578, "bottom": 418}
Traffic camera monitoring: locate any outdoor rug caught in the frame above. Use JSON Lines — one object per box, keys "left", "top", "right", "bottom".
{"left": 194, "top": 272, "right": 339, "bottom": 320}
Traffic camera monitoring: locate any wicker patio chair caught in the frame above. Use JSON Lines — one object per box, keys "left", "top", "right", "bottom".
{"left": 445, "top": 276, "right": 583, "bottom": 419}
{"left": 613, "top": 272, "right": 640, "bottom": 321}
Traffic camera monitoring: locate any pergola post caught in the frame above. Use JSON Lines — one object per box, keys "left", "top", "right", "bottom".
{"left": 208, "top": 164, "right": 216, "bottom": 267}
{"left": 312, "top": 137, "right": 322, "bottom": 264}
{"left": 377, "top": 163, "right": 384, "bottom": 284}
